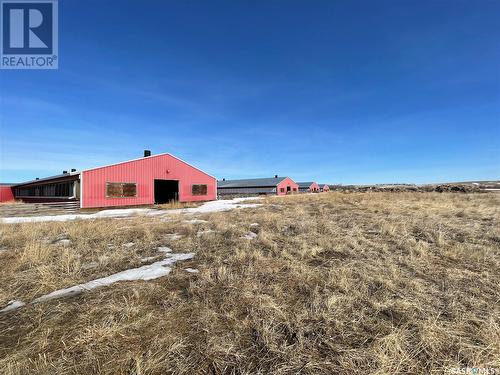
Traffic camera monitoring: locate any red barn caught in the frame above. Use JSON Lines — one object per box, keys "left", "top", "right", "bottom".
{"left": 81, "top": 153, "right": 216, "bottom": 208}
{"left": 320, "top": 184, "right": 330, "bottom": 192}
{"left": 0, "top": 184, "right": 14, "bottom": 202}
{"left": 7, "top": 152, "right": 216, "bottom": 208}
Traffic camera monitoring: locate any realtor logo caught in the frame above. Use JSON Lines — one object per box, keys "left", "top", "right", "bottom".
{"left": 1, "top": 0, "right": 58, "bottom": 69}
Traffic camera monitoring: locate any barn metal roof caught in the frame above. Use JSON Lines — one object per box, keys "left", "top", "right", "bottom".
{"left": 218, "top": 186, "right": 277, "bottom": 195}
{"left": 12, "top": 172, "right": 80, "bottom": 187}
{"left": 218, "top": 177, "right": 287, "bottom": 188}
{"left": 297, "top": 182, "right": 315, "bottom": 188}
{"left": 82, "top": 153, "right": 216, "bottom": 180}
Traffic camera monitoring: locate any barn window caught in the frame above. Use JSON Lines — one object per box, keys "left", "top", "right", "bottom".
{"left": 280, "top": 188, "right": 285, "bottom": 193}
{"left": 192, "top": 184, "right": 208, "bottom": 196}
{"left": 15, "top": 182, "right": 74, "bottom": 197}
{"left": 106, "top": 182, "right": 137, "bottom": 198}
{"left": 293, "top": 188, "right": 297, "bottom": 192}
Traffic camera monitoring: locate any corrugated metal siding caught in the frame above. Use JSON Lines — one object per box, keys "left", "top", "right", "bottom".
{"left": 0, "top": 186, "right": 14, "bottom": 202}
{"left": 82, "top": 154, "right": 216, "bottom": 208}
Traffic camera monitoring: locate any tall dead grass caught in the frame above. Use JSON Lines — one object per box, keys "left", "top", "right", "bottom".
{"left": 0, "top": 192, "right": 499, "bottom": 374}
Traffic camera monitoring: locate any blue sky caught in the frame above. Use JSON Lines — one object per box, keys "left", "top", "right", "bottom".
{"left": 1, "top": 0, "right": 499, "bottom": 184}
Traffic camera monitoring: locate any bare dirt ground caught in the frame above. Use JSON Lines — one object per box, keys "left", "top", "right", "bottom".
{"left": 0, "top": 192, "right": 499, "bottom": 374}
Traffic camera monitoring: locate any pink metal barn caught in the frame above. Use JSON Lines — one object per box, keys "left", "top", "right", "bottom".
{"left": 81, "top": 153, "right": 217, "bottom": 208}
{"left": 321, "top": 184, "right": 330, "bottom": 192}
{"left": 2, "top": 152, "right": 217, "bottom": 208}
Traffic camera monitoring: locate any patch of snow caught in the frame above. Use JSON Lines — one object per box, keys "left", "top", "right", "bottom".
{"left": 32, "top": 252, "right": 195, "bottom": 304}
{"left": 484, "top": 188, "right": 500, "bottom": 191}
{"left": 182, "top": 197, "right": 262, "bottom": 215}
{"left": 0, "top": 197, "right": 263, "bottom": 224}
{"left": 55, "top": 239, "right": 71, "bottom": 247}
{"left": 1, "top": 245, "right": 195, "bottom": 313}
{"left": 122, "top": 242, "right": 135, "bottom": 248}
{"left": 140, "top": 256, "right": 157, "bottom": 262}
{"left": 0, "top": 300, "right": 25, "bottom": 313}
{"left": 184, "top": 268, "right": 199, "bottom": 273}
{"left": 183, "top": 219, "right": 208, "bottom": 224}
{"left": 164, "top": 233, "right": 183, "bottom": 240}
{"left": 250, "top": 223, "right": 260, "bottom": 228}
{"left": 0, "top": 208, "right": 165, "bottom": 224}
{"left": 197, "top": 229, "right": 216, "bottom": 237}
{"left": 157, "top": 246, "right": 173, "bottom": 254}
{"left": 242, "top": 232, "right": 258, "bottom": 240}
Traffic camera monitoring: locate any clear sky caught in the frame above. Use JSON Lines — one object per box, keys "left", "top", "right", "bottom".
{"left": 1, "top": 0, "right": 499, "bottom": 184}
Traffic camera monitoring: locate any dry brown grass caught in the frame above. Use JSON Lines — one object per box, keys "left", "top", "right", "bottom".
{"left": 0, "top": 200, "right": 22, "bottom": 205}
{"left": 0, "top": 192, "right": 499, "bottom": 374}
{"left": 154, "top": 201, "right": 202, "bottom": 210}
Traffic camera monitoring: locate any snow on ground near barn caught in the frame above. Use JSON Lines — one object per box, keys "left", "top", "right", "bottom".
{"left": 1, "top": 249, "right": 195, "bottom": 313}
{"left": 0, "top": 197, "right": 262, "bottom": 224}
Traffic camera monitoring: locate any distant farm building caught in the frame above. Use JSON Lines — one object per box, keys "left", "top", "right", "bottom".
{"left": 297, "top": 182, "right": 320, "bottom": 193}
{"left": 320, "top": 184, "right": 330, "bottom": 192}
{"left": 1, "top": 151, "right": 216, "bottom": 208}
{"left": 217, "top": 176, "right": 299, "bottom": 196}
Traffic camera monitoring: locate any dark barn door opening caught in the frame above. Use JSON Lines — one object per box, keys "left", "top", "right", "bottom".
{"left": 154, "top": 180, "right": 179, "bottom": 204}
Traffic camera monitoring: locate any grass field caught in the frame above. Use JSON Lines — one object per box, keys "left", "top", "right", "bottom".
{"left": 0, "top": 192, "right": 499, "bottom": 374}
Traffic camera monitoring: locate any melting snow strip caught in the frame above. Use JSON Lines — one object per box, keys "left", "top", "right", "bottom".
{"left": 33, "top": 253, "right": 195, "bottom": 303}
{"left": 0, "top": 300, "right": 25, "bottom": 313}
{"left": 1, "top": 251, "right": 194, "bottom": 313}
{"left": 0, "top": 197, "right": 262, "bottom": 224}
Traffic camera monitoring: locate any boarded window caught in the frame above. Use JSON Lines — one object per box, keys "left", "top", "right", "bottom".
{"left": 106, "top": 182, "right": 137, "bottom": 198}
{"left": 192, "top": 184, "right": 208, "bottom": 196}
{"left": 280, "top": 188, "right": 285, "bottom": 193}
{"left": 122, "top": 183, "right": 137, "bottom": 197}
